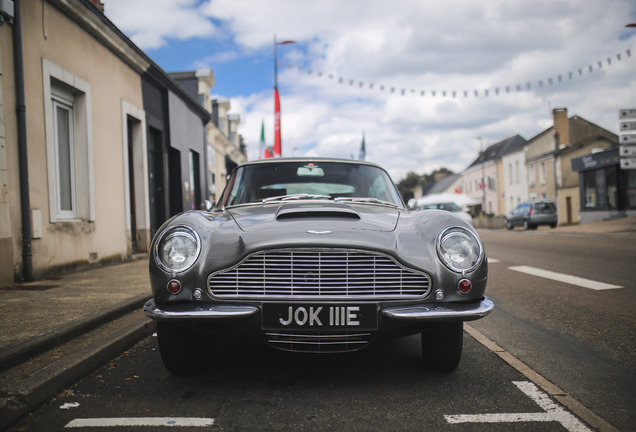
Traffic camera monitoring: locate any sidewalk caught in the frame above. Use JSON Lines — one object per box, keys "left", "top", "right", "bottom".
{"left": 0, "top": 257, "right": 151, "bottom": 358}
{"left": 538, "top": 215, "right": 636, "bottom": 235}
{"left": 0, "top": 257, "right": 154, "bottom": 431}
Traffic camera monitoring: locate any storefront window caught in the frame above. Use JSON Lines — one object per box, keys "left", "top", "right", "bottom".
{"left": 606, "top": 167, "right": 617, "bottom": 209}
{"left": 584, "top": 171, "right": 597, "bottom": 208}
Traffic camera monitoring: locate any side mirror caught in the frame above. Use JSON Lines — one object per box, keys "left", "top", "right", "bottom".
{"left": 407, "top": 199, "right": 418, "bottom": 210}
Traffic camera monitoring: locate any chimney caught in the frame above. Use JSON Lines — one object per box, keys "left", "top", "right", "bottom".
{"left": 552, "top": 108, "right": 570, "bottom": 150}
{"left": 89, "top": 0, "right": 105, "bottom": 12}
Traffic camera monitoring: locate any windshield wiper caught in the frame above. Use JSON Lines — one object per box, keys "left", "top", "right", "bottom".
{"left": 333, "top": 197, "right": 398, "bottom": 208}
{"left": 262, "top": 193, "right": 332, "bottom": 204}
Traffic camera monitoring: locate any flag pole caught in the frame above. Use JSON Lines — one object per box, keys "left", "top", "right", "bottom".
{"left": 273, "top": 35, "right": 295, "bottom": 158}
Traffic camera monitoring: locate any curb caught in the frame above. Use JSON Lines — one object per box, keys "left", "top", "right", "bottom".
{"left": 0, "top": 294, "right": 151, "bottom": 372}
{"left": 0, "top": 316, "right": 156, "bottom": 431}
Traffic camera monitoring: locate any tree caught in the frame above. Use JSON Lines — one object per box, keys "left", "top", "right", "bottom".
{"left": 397, "top": 172, "right": 423, "bottom": 202}
{"left": 397, "top": 168, "right": 455, "bottom": 203}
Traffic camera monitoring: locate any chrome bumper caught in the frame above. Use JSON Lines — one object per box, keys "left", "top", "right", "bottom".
{"left": 143, "top": 299, "right": 259, "bottom": 320}
{"left": 144, "top": 297, "right": 493, "bottom": 323}
{"left": 382, "top": 297, "right": 494, "bottom": 322}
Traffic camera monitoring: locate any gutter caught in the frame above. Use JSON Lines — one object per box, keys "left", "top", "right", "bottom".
{"left": 12, "top": 0, "right": 33, "bottom": 281}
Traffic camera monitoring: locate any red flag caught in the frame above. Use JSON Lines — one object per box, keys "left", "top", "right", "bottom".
{"left": 273, "top": 87, "right": 281, "bottom": 157}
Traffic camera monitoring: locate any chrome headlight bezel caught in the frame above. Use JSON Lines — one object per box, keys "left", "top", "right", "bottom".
{"left": 436, "top": 226, "right": 484, "bottom": 273}
{"left": 154, "top": 226, "right": 201, "bottom": 273}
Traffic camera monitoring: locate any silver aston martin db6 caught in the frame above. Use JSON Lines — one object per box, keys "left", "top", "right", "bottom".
{"left": 144, "top": 158, "right": 493, "bottom": 374}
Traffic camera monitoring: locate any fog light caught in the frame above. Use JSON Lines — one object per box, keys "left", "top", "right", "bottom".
{"left": 193, "top": 288, "right": 203, "bottom": 300}
{"left": 435, "top": 289, "right": 444, "bottom": 300}
{"left": 458, "top": 278, "right": 472, "bottom": 294}
{"left": 167, "top": 279, "right": 182, "bottom": 295}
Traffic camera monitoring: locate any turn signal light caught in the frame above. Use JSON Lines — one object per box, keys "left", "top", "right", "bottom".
{"left": 167, "top": 279, "right": 182, "bottom": 295}
{"left": 457, "top": 278, "right": 472, "bottom": 293}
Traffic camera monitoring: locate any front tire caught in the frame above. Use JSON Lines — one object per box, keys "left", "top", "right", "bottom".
{"left": 421, "top": 322, "right": 463, "bottom": 371}
{"left": 506, "top": 220, "right": 514, "bottom": 230}
{"left": 156, "top": 322, "right": 215, "bottom": 375}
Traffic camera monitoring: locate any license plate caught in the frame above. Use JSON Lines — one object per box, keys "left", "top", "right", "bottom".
{"left": 262, "top": 303, "right": 377, "bottom": 330}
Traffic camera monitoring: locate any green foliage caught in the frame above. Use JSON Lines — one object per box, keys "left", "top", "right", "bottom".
{"left": 396, "top": 168, "right": 455, "bottom": 203}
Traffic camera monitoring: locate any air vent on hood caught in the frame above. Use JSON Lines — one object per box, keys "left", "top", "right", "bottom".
{"left": 276, "top": 207, "right": 361, "bottom": 221}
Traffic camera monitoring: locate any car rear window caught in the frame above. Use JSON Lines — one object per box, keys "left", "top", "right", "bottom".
{"left": 534, "top": 202, "right": 556, "bottom": 213}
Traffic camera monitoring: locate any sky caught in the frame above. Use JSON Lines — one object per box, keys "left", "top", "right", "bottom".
{"left": 103, "top": 0, "right": 636, "bottom": 182}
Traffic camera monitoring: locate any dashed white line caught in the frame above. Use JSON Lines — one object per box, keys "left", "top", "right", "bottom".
{"left": 508, "top": 265, "right": 623, "bottom": 290}
{"left": 65, "top": 417, "right": 215, "bottom": 428}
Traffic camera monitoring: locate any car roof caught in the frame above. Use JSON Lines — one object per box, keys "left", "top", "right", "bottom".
{"left": 521, "top": 199, "right": 555, "bottom": 204}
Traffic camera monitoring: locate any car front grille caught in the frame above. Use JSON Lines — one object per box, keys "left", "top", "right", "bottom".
{"left": 208, "top": 249, "right": 431, "bottom": 299}
{"left": 264, "top": 331, "right": 373, "bottom": 353}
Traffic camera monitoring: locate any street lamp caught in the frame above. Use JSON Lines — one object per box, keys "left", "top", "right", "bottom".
{"left": 273, "top": 35, "right": 295, "bottom": 157}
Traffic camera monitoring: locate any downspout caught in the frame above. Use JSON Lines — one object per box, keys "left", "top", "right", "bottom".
{"left": 13, "top": 0, "right": 33, "bottom": 281}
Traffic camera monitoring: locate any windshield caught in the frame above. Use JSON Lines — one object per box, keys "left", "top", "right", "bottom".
{"left": 218, "top": 161, "right": 404, "bottom": 208}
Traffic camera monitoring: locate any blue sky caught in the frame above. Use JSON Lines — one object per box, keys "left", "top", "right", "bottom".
{"left": 104, "top": 0, "right": 636, "bottom": 181}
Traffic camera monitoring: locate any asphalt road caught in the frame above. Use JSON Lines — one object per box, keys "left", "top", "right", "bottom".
{"left": 7, "top": 229, "right": 635, "bottom": 431}
{"left": 472, "top": 228, "right": 636, "bottom": 432}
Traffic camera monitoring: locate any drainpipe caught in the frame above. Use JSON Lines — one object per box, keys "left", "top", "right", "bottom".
{"left": 13, "top": 0, "right": 33, "bottom": 281}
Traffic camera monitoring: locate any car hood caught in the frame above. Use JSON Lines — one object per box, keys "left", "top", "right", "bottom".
{"left": 227, "top": 201, "right": 400, "bottom": 233}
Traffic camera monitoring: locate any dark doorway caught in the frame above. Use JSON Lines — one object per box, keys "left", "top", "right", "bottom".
{"left": 127, "top": 117, "right": 139, "bottom": 253}
{"left": 148, "top": 127, "right": 165, "bottom": 236}
{"left": 169, "top": 148, "right": 183, "bottom": 217}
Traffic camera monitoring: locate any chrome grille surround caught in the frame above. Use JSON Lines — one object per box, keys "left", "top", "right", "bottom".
{"left": 208, "top": 248, "right": 431, "bottom": 300}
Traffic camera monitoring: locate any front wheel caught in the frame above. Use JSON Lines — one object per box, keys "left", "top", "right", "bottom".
{"left": 506, "top": 220, "right": 514, "bottom": 230}
{"left": 156, "top": 322, "right": 215, "bottom": 375}
{"left": 421, "top": 322, "right": 463, "bottom": 371}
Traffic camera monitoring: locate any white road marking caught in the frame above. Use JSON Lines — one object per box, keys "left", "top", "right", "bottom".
{"left": 488, "top": 258, "right": 501, "bottom": 263}
{"left": 508, "top": 265, "right": 623, "bottom": 290}
{"left": 445, "top": 381, "right": 592, "bottom": 432}
{"left": 65, "top": 417, "right": 215, "bottom": 428}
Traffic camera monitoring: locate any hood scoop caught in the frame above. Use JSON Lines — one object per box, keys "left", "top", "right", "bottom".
{"left": 276, "top": 205, "right": 361, "bottom": 221}
{"left": 228, "top": 202, "right": 399, "bottom": 232}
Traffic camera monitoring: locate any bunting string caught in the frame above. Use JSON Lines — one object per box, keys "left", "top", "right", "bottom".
{"left": 282, "top": 47, "right": 633, "bottom": 98}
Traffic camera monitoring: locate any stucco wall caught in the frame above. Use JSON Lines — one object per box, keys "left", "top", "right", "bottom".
{"left": 6, "top": 2, "right": 145, "bottom": 277}
{"left": 0, "top": 28, "right": 13, "bottom": 286}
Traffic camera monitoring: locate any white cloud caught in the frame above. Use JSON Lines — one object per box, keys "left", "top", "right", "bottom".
{"left": 104, "top": 0, "right": 218, "bottom": 49}
{"left": 106, "top": 0, "right": 636, "bottom": 181}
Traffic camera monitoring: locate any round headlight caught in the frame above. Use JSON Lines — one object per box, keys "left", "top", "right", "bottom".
{"left": 155, "top": 226, "right": 200, "bottom": 272}
{"left": 437, "top": 226, "right": 483, "bottom": 273}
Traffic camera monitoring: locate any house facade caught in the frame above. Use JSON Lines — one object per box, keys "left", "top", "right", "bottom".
{"left": 1, "top": 0, "right": 153, "bottom": 286}
{"left": 525, "top": 108, "right": 617, "bottom": 225}
{"left": 461, "top": 135, "right": 527, "bottom": 216}
{"left": 501, "top": 145, "right": 528, "bottom": 214}
{"left": 0, "top": 0, "right": 235, "bottom": 287}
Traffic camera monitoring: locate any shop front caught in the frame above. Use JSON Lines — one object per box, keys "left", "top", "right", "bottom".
{"left": 572, "top": 147, "right": 636, "bottom": 223}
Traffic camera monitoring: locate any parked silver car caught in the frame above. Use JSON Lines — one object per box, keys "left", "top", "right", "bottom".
{"left": 144, "top": 158, "right": 493, "bottom": 375}
{"left": 506, "top": 200, "right": 558, "bottom": 230}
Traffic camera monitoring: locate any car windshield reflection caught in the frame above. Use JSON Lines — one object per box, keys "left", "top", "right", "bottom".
{"left": 220, "top": 161, "right": 404, "bottom": 208}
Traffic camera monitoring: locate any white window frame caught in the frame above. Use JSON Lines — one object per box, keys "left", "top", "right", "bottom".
{"left": 528, "top": 165, "right": 536, "bottom": 186}
{"left": 52, "top": 94, "right": 77, "bottom": 219}
{"left": 539, "top": 161, "right": 547, "bottom": 185}
{"left": 43, "top": 59, "right": 94, "bottom": 222}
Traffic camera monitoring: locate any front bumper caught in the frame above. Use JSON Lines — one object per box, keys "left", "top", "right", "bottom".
{"left": 143, "top": 297, "right": 493, "bottom": 323}
{"left": 382, "top": 297, "right": 494, "bottom": 322}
